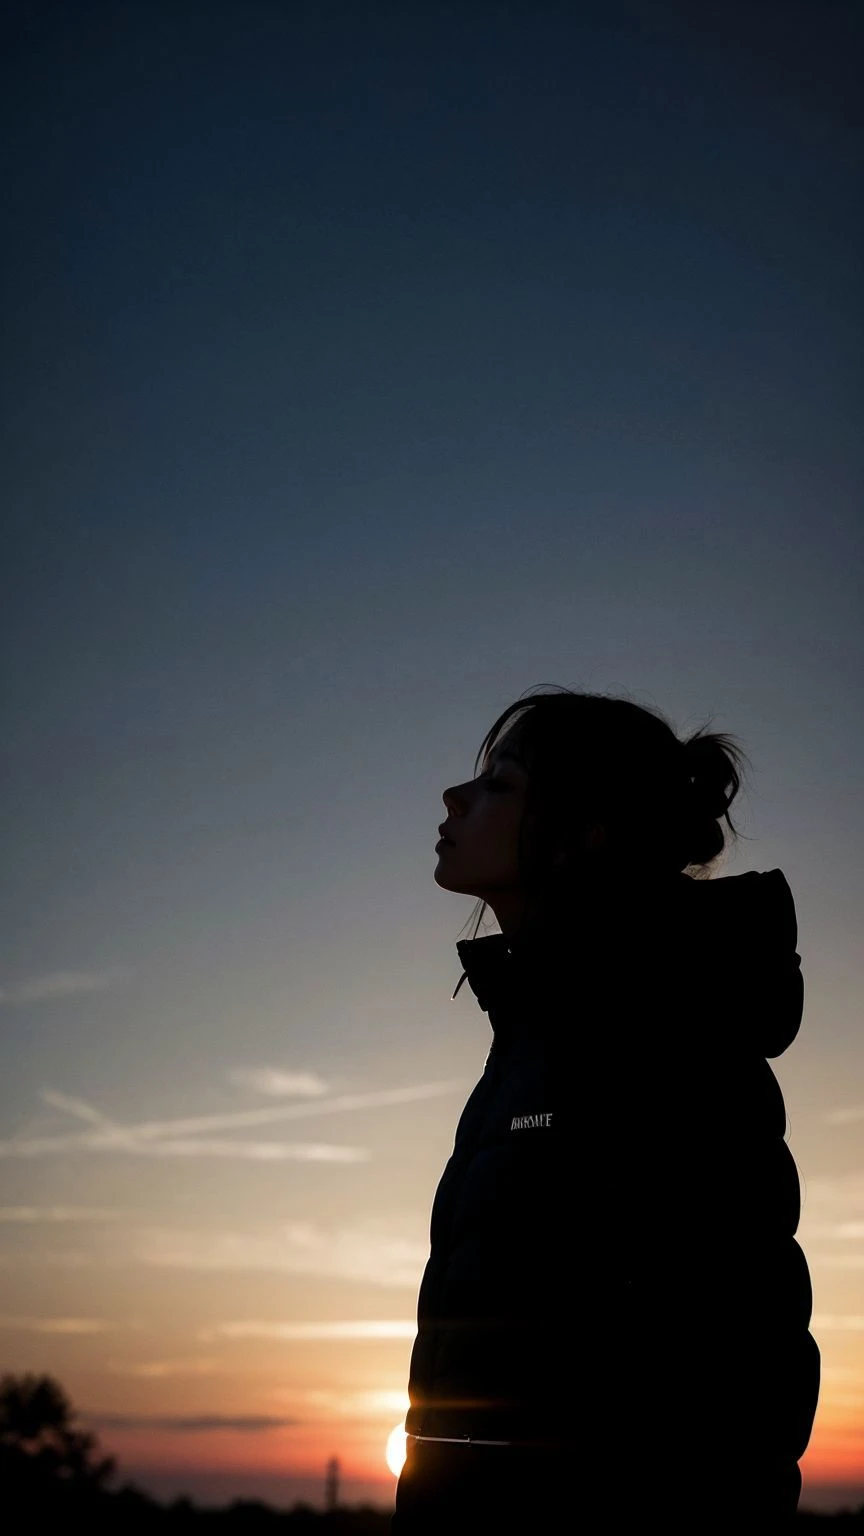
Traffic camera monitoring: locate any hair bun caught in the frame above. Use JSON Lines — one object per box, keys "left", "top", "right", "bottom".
{"left": 683, "top": 734, "right": 738, "bottom": 825}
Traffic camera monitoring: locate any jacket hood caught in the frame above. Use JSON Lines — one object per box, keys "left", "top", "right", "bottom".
{"left": 453, "top": 867, "right": 804, "bottom": 1060}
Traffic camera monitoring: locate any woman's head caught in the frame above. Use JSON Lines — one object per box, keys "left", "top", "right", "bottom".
{"left": 435, "top": 685, "right": 751, "bottom": 942}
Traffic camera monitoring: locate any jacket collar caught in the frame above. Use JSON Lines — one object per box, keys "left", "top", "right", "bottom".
{"left": 451, "top": 871, "right": 673, "bottom": 1023}
{"left": 451, "top": 868, "right": 804, "bottom": 1059}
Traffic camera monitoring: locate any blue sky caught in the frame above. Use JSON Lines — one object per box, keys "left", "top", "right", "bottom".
{"left": 1, "top": 0, "right": 862, "bottom": 1511}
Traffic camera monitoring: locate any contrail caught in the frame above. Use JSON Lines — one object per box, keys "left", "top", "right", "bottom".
{"left": 0, "top": 1081, "right": 469, "bottom": 1156}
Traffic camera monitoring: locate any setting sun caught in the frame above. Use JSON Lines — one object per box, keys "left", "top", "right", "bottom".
{"left": 386, "top": 1422, "right": 407, "bottom": 1477}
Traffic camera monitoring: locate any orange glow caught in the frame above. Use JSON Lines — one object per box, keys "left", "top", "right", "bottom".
{"left": 78, "top": 1406, "right": 864, "bottom": 1514}
{"left": 801, "top": 1413, "right": 864, "bottom": 1484}
{"left": 386, "top": 1422, "right": 407, "bottom": 1477}
{"left": 97, "top": 1420, "right": 402, "bottom": 1493}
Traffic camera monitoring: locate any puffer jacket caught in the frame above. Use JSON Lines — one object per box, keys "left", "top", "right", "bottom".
{"left": 393, "top": 868, "right": 820, "bottom": 1534}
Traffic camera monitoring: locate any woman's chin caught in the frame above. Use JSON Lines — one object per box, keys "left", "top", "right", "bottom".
{"left": 433, "top": 865, "right": 468, "bottom": 892}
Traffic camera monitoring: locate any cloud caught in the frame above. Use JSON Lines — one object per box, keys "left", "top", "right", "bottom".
{"left": 92, "top": 1138, "right": 370, "bottom": 1163}
{"left": 294, "top": 1387, "right": 410, "bottom": 1419}
{"left": 3, "top": 1089, "right": 368, "bottom": 1161}
{"left": 0, "top": 1316, "right": 118, "bottom": 1334}
{"left": 800, "top": 1171, "right": 864, "bottom": 1214}
{"left": 136, "top": 1224, "right": 427, "bottom": 1288}
{"left": 85, "top": 1413, "right": 299, "bottom": 1433}
{"left": 825, "top": 1106, "right": 864, "bottom": 1125}
{"left": 0, "top": 1206, "right": 120, "bottom": 1222}
{"left": 201, "top": 1320, "right": 417, "bottom": 1342}
{"left": 0, "top": 970, "right": 128, "bottom": 1005}
{"left": 107, "top": 1359, "right": 217, "bottom": 1379}
{"left": 791, "top": 1176, "right": 864, "bottom": 1253}
{"left": 811, "top": 1314, "right": 864, "bottom": 1331}
{"left": 0, "top": 1080, "right": 467, "bottom": 1158}
{"left": 227, "top": 1069, "right": 329, "bottom": 1098}
{"left": 41, "top": 1089, "right": 114, "bottom": 1125}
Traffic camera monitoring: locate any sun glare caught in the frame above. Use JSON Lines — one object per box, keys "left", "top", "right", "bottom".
{"left": 386, "top": 1421, "right": 407, "bottom": 1477}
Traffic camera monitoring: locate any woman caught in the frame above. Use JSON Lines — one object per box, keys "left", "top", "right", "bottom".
{"left": 393, "top": 687, "right": 820, "bottom": 1534}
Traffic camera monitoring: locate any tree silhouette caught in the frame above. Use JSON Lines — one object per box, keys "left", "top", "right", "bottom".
{"left": 0, "top": 1371, "right": 115, "bottom": 1502}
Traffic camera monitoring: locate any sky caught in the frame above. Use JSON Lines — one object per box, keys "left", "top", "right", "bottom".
{"left": 1, "top": 0, "right": 862, "bottom": 1515}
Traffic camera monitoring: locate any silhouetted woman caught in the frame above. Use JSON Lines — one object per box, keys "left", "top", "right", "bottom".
{"left": 392, "top": 687, "right": 820, "bottom": 1534}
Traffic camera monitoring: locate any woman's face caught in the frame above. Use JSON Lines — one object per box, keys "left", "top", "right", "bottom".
{"left": 435, "top": 741, "right": 607, "bottom": 939}
{"left": 435, "top": 746, "right": 533, "bottom": 937}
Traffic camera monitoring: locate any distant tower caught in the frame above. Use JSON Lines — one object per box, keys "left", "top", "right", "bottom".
{"left": 325, "top": 1455, "right": 340, "bottom": 1512}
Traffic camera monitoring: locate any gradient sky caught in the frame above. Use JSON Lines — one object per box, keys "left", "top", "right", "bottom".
{"left": 2, "top": 0, "right": 862, "bottom": 1515}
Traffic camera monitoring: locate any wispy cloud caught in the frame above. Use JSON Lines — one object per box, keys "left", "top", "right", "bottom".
{"left": 0, "top": 1316, "right": 118, "bottom": 1334}
{"left": 800, "top": 1171, "right": 864, "bottom": 1214}
{"left": 0, "top": 1206, "right": 120, "bottom": 1222}
{"left": 811, "top": 1314, "right": 864, "bottom": 1331}
{"left": 797, "top": 1176, "right": 864, "bottom": 1255}
{"left": 84, "top": 1413, "right": 299, "bottom": 1433}
{"left": 107, "top": 1358, "right": 218, "bottom": 1379}
{"left": 293, "top": 1387, "right": 410, "bottom": 1419}
{"left": 137, "top": 1224, "right": 427, "bottom": 1288}
{"left": 201, "top": 1320, "right": 417, "bottom": 1342}
{"left": 0, "top": 1080, "right": 467, "bottom": 1159}
{"left": 227, "top": 1068, "right": 329, "bottom": 1098}
{"left": 98, "top": 1139, "right": 370, "bottom": 1163}
{"left": 9, "top": 1088, "right": 367, "bottom": 1161}
{"left": 0, "top": 970, "right": 128, "bottom": 1005}
{"left": 825, "top": 1106, "right": 864, "bottom": 1125}
{"left": 820, "top": 1364, "right": 862, "bottom": 1382}
{"left": 41, "top": 1089, "right": 113, "bottom": 1125}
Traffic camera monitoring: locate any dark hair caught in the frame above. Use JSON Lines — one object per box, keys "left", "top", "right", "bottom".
{"left": 458, "top": 684, "right": 753, "bottom": 942}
